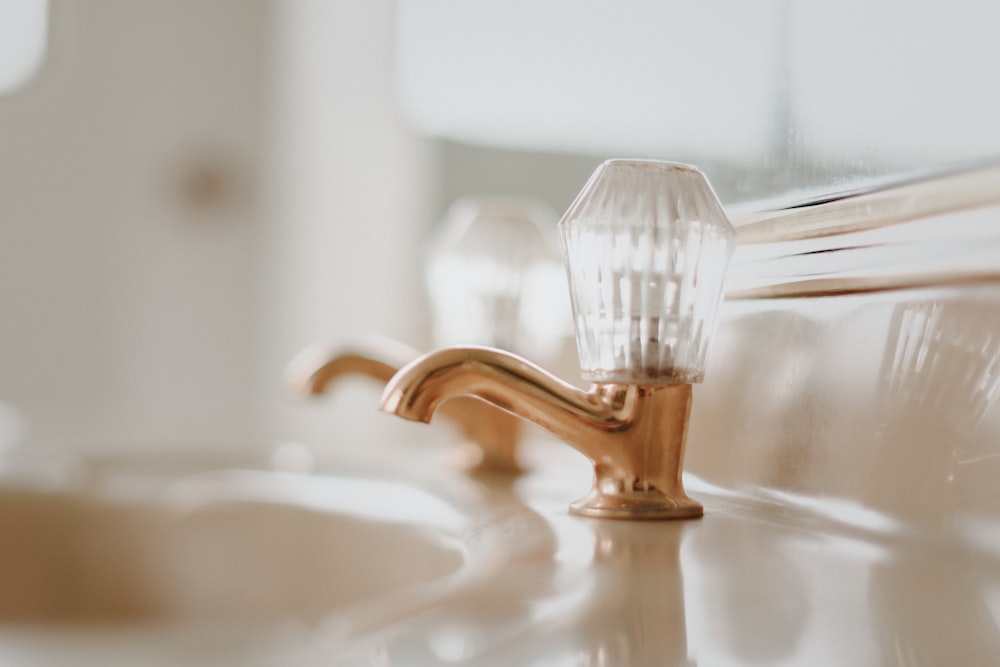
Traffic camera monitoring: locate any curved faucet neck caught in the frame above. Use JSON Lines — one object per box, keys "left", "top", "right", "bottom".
{"left": 288, "top": 338, "right": 418, "bottom": 395}
{"left": 380, "top": 346, "right": 701, "bottom": 519}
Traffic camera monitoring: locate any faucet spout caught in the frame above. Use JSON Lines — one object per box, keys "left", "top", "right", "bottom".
{"left": 381, "top": 346, "right": 702, "bottom": 520}
{"left": 287, "top": 337, "right": 419, "bottom": 396}
{"left": 287, "top": 338, "right": 524, "bottom": 473}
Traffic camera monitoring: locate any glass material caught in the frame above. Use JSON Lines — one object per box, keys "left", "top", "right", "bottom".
{"left": 426, "top": 197, "right": 570, "bottom": 362}
{"left": 559, "top": 160, "right": 736, "bottom": 384}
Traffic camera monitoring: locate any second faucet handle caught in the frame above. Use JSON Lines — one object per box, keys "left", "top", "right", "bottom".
{"left": 426, "top": 196, "right": 571, "bottom": 364}
{"left": 288, "top": 197, "right": 572, "bottom": 475}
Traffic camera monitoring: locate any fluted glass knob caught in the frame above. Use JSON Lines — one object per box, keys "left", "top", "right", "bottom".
{"left": 426, "top": 197, "right": 570, "bottom": 362}
{"left": 558, "top": 159, "right": 736, "bottom": 384}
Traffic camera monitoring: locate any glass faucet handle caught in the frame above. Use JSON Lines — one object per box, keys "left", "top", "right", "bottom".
{"left": 425, "top": 196, "right": 570, "bottom": 363}
{"left": 558, "top": 159, "right": 736, "bottom": 385}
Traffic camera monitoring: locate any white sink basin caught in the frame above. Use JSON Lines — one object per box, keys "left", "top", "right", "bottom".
{"left": 0, "top": 470, "right": 466, "bottom": 626}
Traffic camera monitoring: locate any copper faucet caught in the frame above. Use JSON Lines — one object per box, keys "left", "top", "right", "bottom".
{"left": 287, "top": 197, "right": 569, "bottom": 474}
{"left": 287, "top": 336, "right": 524, "bottom": 473}
{"left": 381, "top": 160, "right": 736, "bottom": 520}
{"left": 381, "top": 346, "right": 699, "bottom": 519}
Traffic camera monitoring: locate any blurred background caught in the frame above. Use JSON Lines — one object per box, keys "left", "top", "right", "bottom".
{"left": 1, "top": 0, "right": 998, "bottom": 463}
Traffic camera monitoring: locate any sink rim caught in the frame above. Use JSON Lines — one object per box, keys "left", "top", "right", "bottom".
{"left": 0, "top": 467, "right": 488, "bottom": 628}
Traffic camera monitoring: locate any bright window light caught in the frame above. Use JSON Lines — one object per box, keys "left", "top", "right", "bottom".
{"left": 0, "top": 0, "right": 47, "bottom": 94}
{"left": 395, "top": 0, "right": 783, "bottom": 161}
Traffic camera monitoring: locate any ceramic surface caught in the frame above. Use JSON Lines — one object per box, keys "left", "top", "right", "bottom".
{"left": 2, "top": 438, "right": 998, "bottom": 665}
{"left": 5, "top": 210, "right": 1000, "bottom": 663}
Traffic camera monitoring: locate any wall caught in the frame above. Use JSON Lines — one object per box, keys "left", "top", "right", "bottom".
{"left": 0, "top": 0, "right": 436, "bottom": 461}
{"left": 260, "top": 0, "right": 438, "bottom": 462}
{"left": 0, "top": 0, "right": 270, "bottom": 453}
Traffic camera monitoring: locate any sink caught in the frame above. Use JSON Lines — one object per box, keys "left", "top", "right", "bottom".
{"left": 0, "top": 469, "right": 467, "bottom": 627}
{"left": 0, "top": 458, "right": 547, "bottom": 666}
{"left": 2, "top": 442, "right": 999, "bottom": 666}
{"left": 4, "top": 374, "right": 1000, "bottom": 667}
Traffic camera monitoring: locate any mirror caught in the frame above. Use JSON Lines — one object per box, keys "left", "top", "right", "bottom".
{"left": 397, "top": 0, "right": 1000, "bottom": 205}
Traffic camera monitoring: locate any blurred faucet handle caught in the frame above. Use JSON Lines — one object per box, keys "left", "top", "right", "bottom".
{"left": 286, "top": 196, "right": 572, "bottom": 475}
{"left": 425, "top": 196, "right": 571, "bottom": 361}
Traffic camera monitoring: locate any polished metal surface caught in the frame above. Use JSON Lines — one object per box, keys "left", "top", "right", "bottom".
{"left": 381, "top": 346, "right": 701, "bottom": 519}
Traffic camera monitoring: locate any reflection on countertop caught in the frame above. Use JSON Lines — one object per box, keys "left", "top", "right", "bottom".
{"left": 325, "top": 476, "right": 1000, "bottom": 666}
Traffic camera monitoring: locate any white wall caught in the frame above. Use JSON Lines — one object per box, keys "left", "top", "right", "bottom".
{"left": 0, "top": 0, "right": 435, "bottom": 459}
{"left": 0, "top": 0, "right": 271, "bottom": 453}
{"left": 398, "top": 1, "right": 1000, "bottom": 201}
{"left": 260, "top": 0, "right": 438, "bottom": 460}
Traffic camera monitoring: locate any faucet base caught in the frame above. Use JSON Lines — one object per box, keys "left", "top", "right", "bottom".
{"left": 449, "top": 442, "right": 526, "bottom": 476}
{"left": 570, "top": 487, "right": 704, "bottom": 521}
{"left": 379, "top": 347, "right": 705, "bottom": 520}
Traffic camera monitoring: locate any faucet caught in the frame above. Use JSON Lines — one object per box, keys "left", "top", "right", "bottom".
{"left": 287, "top": 197, "right": 571, "bottom": 473}
{"left": 381, "top": 160, "right": 736, "bottom": 519}
{"left": 287, "top": 336, "right": 525, "bottom": 472}
{"left": 288, "top": 336, "right": 414, "bottom": 394}
{"left": 382, "top": 346, "right": 699, "bottom": 518}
